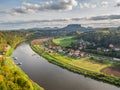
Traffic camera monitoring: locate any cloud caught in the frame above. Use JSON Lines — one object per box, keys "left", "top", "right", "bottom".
{"left": 71, "top": 15, "right": 120, "bottom": 21}
{"left": 89, "top": 15, "right": 120, "bottom": 20}
{"left": 114, "top": 0, "right": 120, "bottom": 7}
{"left": 101, "top": 1, "right": 109, "bottom": 7}
{"left": 79, "top": 3, "right": 90, "bottom": 8}
{"left": 115, "top": 3, "right": 120, "bottom": 7}
{"left": 2, "top": 0, "right": 78, "bottom": 15}
{"left": 0, "top": 18, "right": 70, "bottom": 25}
{"left": 79, "top": 1, "right": 110, "bottom": 9}
{"left": 2, "top": 14, "right": 120, "bottom": 25}
{"left": 71, "top": 17, "right": 87, "bottom": 21}
{"left": 79, "top": 3, "right": 96, "bottom": 9}
{"left": 1, "top": 14, "right": 120, "bottom": 30}
{"left": 115, "top": 0, "right": 120, "bottom": 3}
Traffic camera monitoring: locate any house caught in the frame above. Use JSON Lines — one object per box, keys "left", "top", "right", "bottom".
{"left": 68, "top": 52, "right": 73, "bottom": 56}
{"left": 79, "top": 46, "right": 83, "bottom": 50}
{"left": 109, "top": 44, "right": 114, "bottom": 48}
{"left": 79, "top": 52, "right": 85, "bottom": 57}
{"left": 103, "top": 49, "right": 110, "bottom": 52}
{"left": 52, "top": 46, "right": 56, "bottom": 50}
{"left": 114, "top": 47, "right": 120, "bottom": 51}
{"left": 113, "top": 58, "right": 120, "bottom": 61}
{"left": 97, "top": 48, "right": 102, "bottom": 51}
{"left": 67, "top": 49, "right": 74, "bottom": 56}
{"left": 3, "top": 44, "right": 10, "bottom": 53}
{"left": 48, "top": 45, "right": 52, "bottom": 49}
{"left": 74, "top": 50, "right": 80, "bottom": 56}
{"left": 56, "top": 46, "right": 62, "bottom": 50}
{"left": 58, "top": 49, "right": 63, "bottom": 53}
{"left": 0, "top": 55, "right": 3, "bottom": 58}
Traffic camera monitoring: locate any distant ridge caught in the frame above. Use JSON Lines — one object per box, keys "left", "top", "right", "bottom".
{"left": 61, "top": 24, "right": 97, "bottom": 32}
{"left": 62, "top": 24, "right": 82, "bottom": 30}
{"left": 12, "top": 24, "right": 119, "bottom": 32}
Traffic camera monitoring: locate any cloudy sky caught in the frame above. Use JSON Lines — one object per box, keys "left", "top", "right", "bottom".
{"left": 0, "top": 0, "right": 120, "bottom": 30}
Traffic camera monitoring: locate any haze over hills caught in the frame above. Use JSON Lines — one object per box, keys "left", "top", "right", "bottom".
{"left": 1, "top": 24, "right": 120, "bottom": 32}
{"left": 24, "top": 24, "right": 120, "bottom": 32}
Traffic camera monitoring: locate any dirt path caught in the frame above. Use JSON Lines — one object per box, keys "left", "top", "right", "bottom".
{"left": 101, "top": 66, "right": 120, "bottom": 78}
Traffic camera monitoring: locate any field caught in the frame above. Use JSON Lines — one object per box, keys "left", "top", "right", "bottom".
{"left": 53, "top": 36, "right": 76, "bottom": 47}
{"left": 96, "top": 30, "right": 110, "bottom": 34}
{"left": 101, "top": 66, "right": 120, "bottom": 78}
{"left": 70, "top": 59, "right": 108, "bottom": 73}
{"left": 48, "top": 53, "right": 108, "bottom": 73}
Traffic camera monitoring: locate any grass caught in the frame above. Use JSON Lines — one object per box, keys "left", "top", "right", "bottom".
{"left": 70, "top": 59, "right": 108, "bottom": 73}
{"left": 49, "top": 53, "right": 108, "bottom": 73}
{"left": 5, "top": 46, "right": 14, "bottom": 56}
{"left": 96, "top": 30, "right": 110, "bottom": 34}
{"left": 53, "top": 36, "right": 76, "bottom": 47}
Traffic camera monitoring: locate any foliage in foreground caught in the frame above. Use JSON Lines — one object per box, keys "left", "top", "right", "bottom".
{"left": 0, "top": 57, "right": 44, "bottom": 90}
{"left": 0, "top": 31, "right": 44, "bottom": 90}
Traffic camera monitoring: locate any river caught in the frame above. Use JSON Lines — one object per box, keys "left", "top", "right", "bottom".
{"left": 12, "top": 43, "right": 120, "bottom": 90}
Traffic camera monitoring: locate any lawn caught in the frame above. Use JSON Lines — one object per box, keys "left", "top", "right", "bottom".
{"left": 53, "top": 36, "right": 76, "bottom": 47}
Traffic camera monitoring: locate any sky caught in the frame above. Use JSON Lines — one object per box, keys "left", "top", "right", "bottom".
{"left": 0, "top": 0, "right": 120, "bottom": 30}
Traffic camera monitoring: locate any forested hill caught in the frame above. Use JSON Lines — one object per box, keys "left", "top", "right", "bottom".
{"left": 75, "top": 30, "right": 120, "bottom": 48}
{"left": 0, "top": 31, "right": 29, "bottom": 53}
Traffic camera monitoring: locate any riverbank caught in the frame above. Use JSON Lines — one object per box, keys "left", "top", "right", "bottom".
{"left": 5, "top": 39, "right": 26, "bottom": 56}
{"left": 31, "top": 41, "right": 120, "bottom": 87}
{"left": 0, "top": 41, "right": 44, "bottom": 90}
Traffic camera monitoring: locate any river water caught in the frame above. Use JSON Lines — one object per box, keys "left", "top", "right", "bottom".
{"left": 12, "top": 43, "right": 120, "bottom": 90}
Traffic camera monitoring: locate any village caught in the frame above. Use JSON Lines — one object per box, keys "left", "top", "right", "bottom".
{"left": 40, "top": 39, "right": 85, "bottom": 59}
{"left": 38, "top": 38, "right": 120, "bottom": 61}
{"left": 71, "top": 39, "right": 120, "bottom": 52}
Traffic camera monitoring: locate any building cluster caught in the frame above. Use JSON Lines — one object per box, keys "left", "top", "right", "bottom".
{"left": 43, "top": 41, "right": 85, "bottom": 59}
{"left": 77, "top": 40, "right": 120, "bottom": 53}
{"left": 97, "top": 44, "right": 120, "bottom": 52}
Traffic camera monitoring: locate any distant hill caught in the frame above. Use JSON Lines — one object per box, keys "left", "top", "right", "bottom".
{"left": 24, "top": 24, "right": 94, "bottom": 32}
{"left": 62, "top": 24, "right": 82, "bottom": 30}
{"left": 19, "top": 24, "right": 113, "bottom": 32}
{"left": 61, "top": 24, "right": 105, "bottom": 32}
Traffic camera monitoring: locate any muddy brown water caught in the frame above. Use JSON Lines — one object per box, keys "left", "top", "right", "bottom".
{"left": 12, "top": 42, "right": 120, "bottom": 90}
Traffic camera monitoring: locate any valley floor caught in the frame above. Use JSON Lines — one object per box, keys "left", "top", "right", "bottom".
{"left": 31, "top": 38, "right": 120, "bottom": 87}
